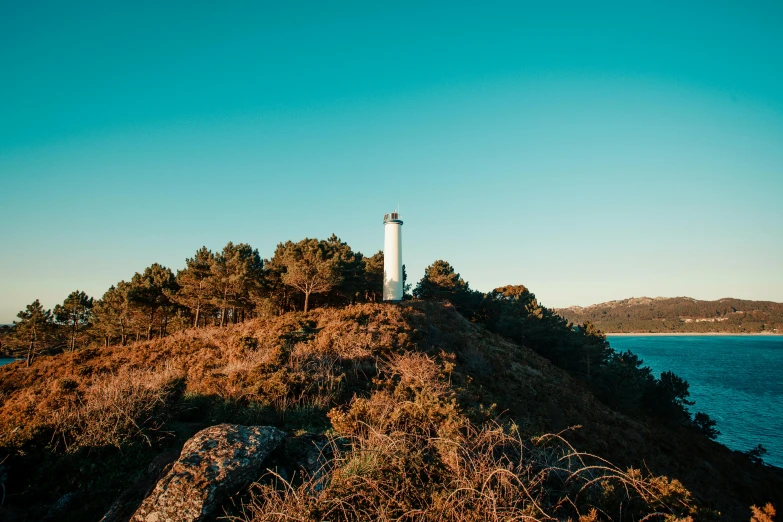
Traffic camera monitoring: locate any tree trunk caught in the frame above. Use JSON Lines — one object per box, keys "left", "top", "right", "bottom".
{"left": 220, "top": 288, "right": 228, "bottom": 327}
{"left": 194, "top": 302, "right": 201, "bottom": 329}
{"left": 304, "top": 291, "right": 310, "bottom": 313}
{"left": 26, "top": 329, "right": 36, "bottom": 367}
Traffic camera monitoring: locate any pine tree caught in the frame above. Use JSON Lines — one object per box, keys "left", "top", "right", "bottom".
{"left": 130, "top": 264, "right": 178, "bottom": 339}
{"left": 324, "top": 234, "right": 364, "bottom": 305}
{"left": 173, "top": 247, "right": 214, "bottom": 328}
{"left": 276, "top": 238, "right": 340, "bottom": 312}
{"left": 260, "top": 252, "right": 295, "bottom": 315}
{"left": 413, "top": 260, "right": 470, "bottom": 301}
{"left": 54, "top": 290, "right": 94, "bottom": 351}
{"left": 209, "top": 242, "right": 263, "bottom": 326}
{"left": 93, "top": 282, "right": 134, "bottom": 346}
{"left": 413, "top": 260, "right": 482, "bottom": 318}
{"left": 363, "top": 251, "right": 384, "bottom": 302}
{"left": 574, "top": 321, "right": 612, "bottom": 381}
{"left": 13, "top": 299, "right": 54, "bottom": 366}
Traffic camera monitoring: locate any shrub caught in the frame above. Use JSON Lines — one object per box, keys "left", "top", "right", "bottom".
{"left": 239, "top": 351, "right": 699, "bottom": 522}
{"left": 52, "top": 363, "right": 183, "bottom": 450}
{"left": 744, "top": 444, "right": 768, "bottom": 465}
{"left": 750, "top": 503, "right": 776, "bottom": 522}
{"left": 693, "top": 412, "right": 720, "bottom": 439}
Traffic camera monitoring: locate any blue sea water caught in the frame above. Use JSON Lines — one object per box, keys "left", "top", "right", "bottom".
{"left": 607, "top": 335, "right": 783, "bottom": 468}
{"left": 0, "top": 357, "right": 17, "bottom": 367}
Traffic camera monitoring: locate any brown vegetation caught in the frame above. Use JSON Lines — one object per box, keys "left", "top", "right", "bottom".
{"left": 0, "top": 303, "right": 780, "bottom": 521}
{"left": 51, "top": 364, "right": 184, "bottom": 451}
{"left": 241, "top": 352, "right": 698, "bottom": 521}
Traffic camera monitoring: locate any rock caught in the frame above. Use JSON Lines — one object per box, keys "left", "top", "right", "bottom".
{"left": 131, "top": 424, "right": 285, "bottom": 522}
{"left": 43, "top": 492, "right": 77, "bottom": 520}
{"left": 100, "top": 450, "right": 180, "bottom": 522}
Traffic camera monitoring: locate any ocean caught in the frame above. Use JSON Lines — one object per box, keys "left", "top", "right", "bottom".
{"left": 607, "top": 335, "right": 783, "bottom": 468}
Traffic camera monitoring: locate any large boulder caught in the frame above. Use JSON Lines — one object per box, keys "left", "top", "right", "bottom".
{"left": 131, "top": 424, "right": 285, "bottom": 522}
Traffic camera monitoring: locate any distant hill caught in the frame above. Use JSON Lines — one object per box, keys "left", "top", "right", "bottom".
{"left": 557, "top": 297, "right": 783, "bottom": 333}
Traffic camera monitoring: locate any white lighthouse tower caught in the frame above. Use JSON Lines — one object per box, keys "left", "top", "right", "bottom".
{"left": 383, "top": 211, "right": 404, "bottom": 302}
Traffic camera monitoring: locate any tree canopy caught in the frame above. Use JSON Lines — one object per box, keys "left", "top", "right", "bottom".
{"left": 277, "top": 238, "right": 341, "bottom": 313}
{"left": 413, "top": 260, "right": 469, "bottom": 301}
{"left": 4, "top": 236, "right": 716, "bottom": 442}
{"left": 411, "top": 260, "right": 707, "bottom": 433}
{"left": 12, "top": 299, "right": 56, "bottom": 366}
{"left": 53, "top": 290, "right": 94, "bottom": 351}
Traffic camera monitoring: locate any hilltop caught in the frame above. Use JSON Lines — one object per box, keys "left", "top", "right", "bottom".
{"left": 1, "top": 240, "right": 781, "bottom": 520}
{"left": 0, "top": 302, "right": 780, "bottom": 521}
{"left": 557, "top": 297, "right": 783, "bottom": 334}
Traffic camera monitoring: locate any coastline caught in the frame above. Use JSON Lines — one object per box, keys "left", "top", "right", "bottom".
{"left": 606, "top": 332, "right": 782, "bottom": 336}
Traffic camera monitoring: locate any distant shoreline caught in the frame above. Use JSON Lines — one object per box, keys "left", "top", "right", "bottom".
{"left": 606, "top": 332, "right": 782, "bottom": 336}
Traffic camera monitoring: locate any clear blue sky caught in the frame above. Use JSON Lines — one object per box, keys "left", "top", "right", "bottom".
{"left": 1, "top": 1, "right": 782, "bottom": 323}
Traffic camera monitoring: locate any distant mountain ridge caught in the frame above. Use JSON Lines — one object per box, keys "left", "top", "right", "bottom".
{"left": 557, "top": 297, "right": 783, "bottom": 333}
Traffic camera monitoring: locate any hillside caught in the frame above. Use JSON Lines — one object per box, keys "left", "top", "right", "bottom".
{"left": 0, "top": 302, "right": 780, "bottom": 521}
{"left": 557, "top": 297, "right": 783, "bottom": 334}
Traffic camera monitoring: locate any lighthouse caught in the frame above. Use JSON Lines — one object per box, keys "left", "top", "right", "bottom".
{"left": 383, "top": 211, "right": 404, "bottom": 302}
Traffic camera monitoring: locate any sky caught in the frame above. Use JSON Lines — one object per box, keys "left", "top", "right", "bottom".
{"left": 1, "top": 1, "right": 782, "bottom": 323}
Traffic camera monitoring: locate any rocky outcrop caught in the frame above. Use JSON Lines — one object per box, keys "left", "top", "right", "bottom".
{"left": 131, "top": 424, "right": 285, "bottom": 522}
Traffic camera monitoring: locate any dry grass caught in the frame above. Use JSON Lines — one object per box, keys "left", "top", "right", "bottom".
{"left": 0, "top": 304, "right": 412, "bottom": 451}
{"left": 240, "top": 430, "right": 699, "bottom": 521}
{"left": 51, "top": 362, "right": 184, "bottom": 451}
{"left": 236, "top": 353, "right": 699, "bottom": 522}
{"left": 0, "top": 303, "right": 778, "bottom": 521}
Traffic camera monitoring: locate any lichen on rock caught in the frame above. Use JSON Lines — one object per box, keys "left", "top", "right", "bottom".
{"left": 131, "top": 424, "right": 285, "bottom": 522}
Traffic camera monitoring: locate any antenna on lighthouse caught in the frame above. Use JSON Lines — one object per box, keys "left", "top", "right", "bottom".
{"left": 383, "top": 210, "right": 404, "bottom": 302}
